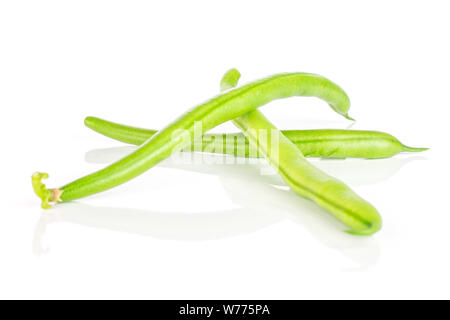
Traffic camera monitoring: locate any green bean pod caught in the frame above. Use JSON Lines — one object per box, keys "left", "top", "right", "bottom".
{"left": 219, "top": 69, "right": 381, "bottom": 234}
{"left": 33, "top": 72, "right": 352, "bottom": 208}
{"left": 232, "top": 110, "right": 382, "bottom": 235}
{"left": 84, "top": 116, "right": 428, "bottom": 159}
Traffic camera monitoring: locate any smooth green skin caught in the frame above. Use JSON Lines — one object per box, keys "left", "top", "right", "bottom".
{"left": 33, "top": 72, "right": 352, "bottom": 207}
{"left": 84, "top": 117, "right": 428, "bottom": 159}
{"left": 221, "top": 69, "right": 381, "bottom": 235}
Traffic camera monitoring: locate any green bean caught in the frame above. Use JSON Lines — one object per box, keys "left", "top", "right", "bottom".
{"left": 221, "top": 69, "right": 381, "bottom": 235}
{"left": 233, "top": 110, "right": 382, "bottom": 235}
{"left": 85, "top": 69, "right": 426, "bottom": 160}
{"left": 32, "top": 72, "right": 353, "bottom": 209}
{"left": 84, "top": 116, "right": 428, "bottom": 159}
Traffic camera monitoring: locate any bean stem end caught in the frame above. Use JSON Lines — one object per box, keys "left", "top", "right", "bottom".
{"left": 31, "top": 172, "right": 63, "bottom": 209}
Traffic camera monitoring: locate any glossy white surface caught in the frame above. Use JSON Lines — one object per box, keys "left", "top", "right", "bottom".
{"left": 0, "top": 1, "right": 448, "bottom": 299}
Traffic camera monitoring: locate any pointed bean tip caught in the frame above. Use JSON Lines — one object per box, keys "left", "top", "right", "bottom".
{"left": 402, "top": 145, "right": 429, "bottom": 153}
{"left": 344, "top": 114, "right": 356, "bottom": 121}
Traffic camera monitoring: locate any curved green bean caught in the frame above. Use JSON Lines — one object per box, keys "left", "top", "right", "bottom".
{"left": 84, "top": 116, "right": 428, "bottom": 159}
{"left": 221, "top": 69, "right": 381, "bottom": 235}
{"left": 233, "top": 110, "right": 382, "bottom": 235}
{"left": 33, "top": 72, "right": 353, "bottom": 209}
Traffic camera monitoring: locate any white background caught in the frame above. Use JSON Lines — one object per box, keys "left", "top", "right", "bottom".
{"left": 0, "top": 1, "right": 449, "bottom": 299}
